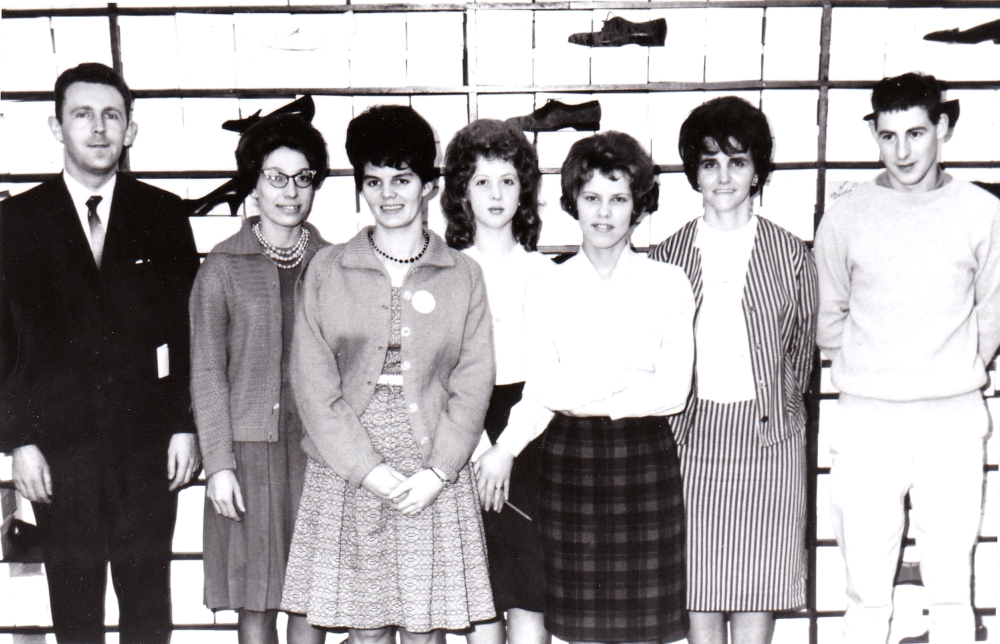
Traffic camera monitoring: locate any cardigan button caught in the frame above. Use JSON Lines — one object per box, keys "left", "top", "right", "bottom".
{"left": 401, "top": 327, "right": 411, "bottom": 337}
{"left": 760, "top": 415, "right": 769, "bottom": 423}
{"left": 402, "top": 360, "right": 411, "bottom": 371}
{"left": 273, "top": 403, "right": 280, "bottom": 410}
{"left": 402, "top": 290, "right": 413, "bottom": 301}
{"left": 419, "top": 436, "right": 429, "bottom": 445}
{"left": 408, "top": 402, "right": 419, "bottom": 412}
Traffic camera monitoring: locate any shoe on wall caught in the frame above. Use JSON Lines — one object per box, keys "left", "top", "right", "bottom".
{"left": 506, "top": 100, "right": 602, "bottom": 132}
{"left": 569, "top": 15, "right": 666, "bottom": 47}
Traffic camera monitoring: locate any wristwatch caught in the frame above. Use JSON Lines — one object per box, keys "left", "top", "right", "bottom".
{"left": 429, "top": 467, "right": 452, "bottom": 484}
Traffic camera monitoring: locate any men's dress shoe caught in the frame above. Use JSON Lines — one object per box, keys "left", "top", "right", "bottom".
{"left": 898, "top": 624, "right": 989, "bottom": 643}
{"left": 506, "top": 100, "right": 602, "bottom": 132}
{"left": 924, "top": 19, "right": 1000, "bottom": 44}
{"left": 222, "top": 95, "right": 316, "bottom": 134}
{"left": 569, "top": 15, "right": 666, "bottom": 47}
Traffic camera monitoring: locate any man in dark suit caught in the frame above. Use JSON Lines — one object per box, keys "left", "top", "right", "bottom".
{"left": 0, "top": 63, "right": 201, "bottom": 644}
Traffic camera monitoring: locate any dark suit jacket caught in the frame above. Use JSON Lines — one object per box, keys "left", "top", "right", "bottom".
{"left": 649, "top": 216, "right": 818, "bottom": 447}
{"left": 0, "top": 174, "right": 200, "bottom": 453}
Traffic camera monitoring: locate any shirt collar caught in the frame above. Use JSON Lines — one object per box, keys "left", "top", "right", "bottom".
{"left": 463, "top": 242, "right": 527, "bottom": 267}
{"left": 567, "top": 245, "right": 642, "bottom": 282}
{"left": 63, "top": 171, "right": 116, "bottom": 214}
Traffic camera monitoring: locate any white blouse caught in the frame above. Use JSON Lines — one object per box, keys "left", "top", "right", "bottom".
{"left": 496, "top": 248, "right": 696, "bottom": 457}
{"left": 693, "top": 216, "right": 757, "bottom": 403}
{"left": 463, "top": 244, "right": 556, "bottom": 385}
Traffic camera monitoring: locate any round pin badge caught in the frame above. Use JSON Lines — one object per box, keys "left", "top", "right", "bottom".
{"left": 412, "top": 290, "right": 436, "bottom": 314}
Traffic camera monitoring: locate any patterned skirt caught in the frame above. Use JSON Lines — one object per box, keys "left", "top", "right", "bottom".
{"left": 481, "top": 383, "right": 546, "bottom": 614}
{"left": 537, "top": 413, "right": 688, "bottom": 643}
{"left": 280, "top": 383, "right": 495, "bottom": 631}
{"left": 680, "top": 398, "right": 807, "bottom": 612}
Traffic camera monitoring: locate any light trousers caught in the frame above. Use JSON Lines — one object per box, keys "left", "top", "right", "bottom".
{"left": 828, "top": 393, "right": 989, "bottom": 644}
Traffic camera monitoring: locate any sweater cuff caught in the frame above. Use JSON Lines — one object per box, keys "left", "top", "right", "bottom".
{"left": 348, "top": 453, "right": 386, "bottom": 489}
{"left": 202, "top": 451, "right": 237, "bottom": 478}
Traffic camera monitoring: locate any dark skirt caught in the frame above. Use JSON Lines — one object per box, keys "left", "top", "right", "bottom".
{"left": 537, "top": 413, "right": 688, "bottom": 643}
{"left": 481, "top": 383, "right": 546, "bottom": 614}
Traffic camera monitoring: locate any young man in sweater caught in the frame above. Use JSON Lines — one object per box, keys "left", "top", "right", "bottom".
{"left": 814, "top": 72, "right": 1000, "bottom": 644}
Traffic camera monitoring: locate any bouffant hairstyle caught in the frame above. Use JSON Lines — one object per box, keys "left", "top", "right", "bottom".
{"left": 678, "top": 96, "right": 773, "bottom": 197}
{"left": 560, "top": 131, "right": 659, "bottom": 225}
{"left": 234, "top": 114, "right": 329, "bottom": 196}
{"left": 871, "top": 72, "right": 944, "bottom": 125}
{"left": 55, "top": 62, "right": 132, "bottom": 123}
{"left": 345, "top": 105, "right": 439, "bottom": 192}
{"left": 442, "top": 119, "right": 542, "bottom": 251}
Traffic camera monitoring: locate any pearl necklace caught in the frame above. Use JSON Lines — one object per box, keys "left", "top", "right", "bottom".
{"left": 253, "top": 221, "right": 309, "bottom": 270}
{"left": 369, "top": 229, "right": 429, "bottom": 264}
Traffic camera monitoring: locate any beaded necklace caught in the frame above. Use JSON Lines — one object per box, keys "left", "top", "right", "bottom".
{"left": 369, "top": 229, "right": 429, "bottom": 264}
{"left": 252, "top": 220, "right": 309, "bottom": 270}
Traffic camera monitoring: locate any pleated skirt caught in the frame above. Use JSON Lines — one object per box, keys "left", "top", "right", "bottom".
{"left": 280, "top": 383, "right": 495, "bottom": 632}
{"left": 537, "top": 413, "right": 688, "bottom": 643}
{"left": 202, "top": 387, "right": 307, "bottom": 612}
{"left": 680, "top": 398, "right": 807, "bottom": 612}
{"left": 481, "top": 382, "right": 546, "bottom": 614}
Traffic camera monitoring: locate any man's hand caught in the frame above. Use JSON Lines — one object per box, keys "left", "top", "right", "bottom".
{"left": 12, "top": 444, "right": 52, "bottom": 504}
{"left": 167, "top": 433, "right": 200, "bottom": 491}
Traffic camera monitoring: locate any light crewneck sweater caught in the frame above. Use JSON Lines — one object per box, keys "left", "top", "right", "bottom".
{"left": 815, "top": 174, "right": 1000, "bottom": 402}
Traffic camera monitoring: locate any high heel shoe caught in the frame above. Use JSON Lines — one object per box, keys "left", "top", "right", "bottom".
{"left": 184, "top": 177, "right": 248, "bottom": 217}
{"left": 569, "top": 14, "right": 667, "bottom": 47}
{"left": 506, "top": 100, "right": 602, "bottom": 133}
{"left": 222, "top": 95, "right": 316, "bottom": 134}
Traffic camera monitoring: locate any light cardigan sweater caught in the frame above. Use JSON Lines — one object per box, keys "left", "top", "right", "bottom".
{"left": 190, "top": 218, "right": 327, "bottom": 477}
{"left": 292, "top": 227, "right": 496, "bottom": 487}
{"left": 815, "top": 174, "right": 1000, "bottom": 401}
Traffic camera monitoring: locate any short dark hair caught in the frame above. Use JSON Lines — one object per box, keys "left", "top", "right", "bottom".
{"left": 54, "top": 63, "right": 133, "bottom": 123}
{"left": 560, "top": 131, "right": 659, "bottom": 225}
{"left": 345, "top": 105, "right": 439, "bottom": 192}
{"left": 678, "top": 96, "right": 773, "bottom": 196}
{"left": 235, "top": 114, "right": 329, "bottom": 195}
{"left": 871, "top": 72, "right": 944, "bottom": 125}
{"left": 442, "top": 119, "right": 542, "bottom": 251}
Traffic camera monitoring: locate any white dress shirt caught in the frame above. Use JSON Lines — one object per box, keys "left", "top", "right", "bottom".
{"left": 63, "top": 171, "right": 116, "bottom": 246}
{"left": 463, "top": 244, "right": 555, "bottom": 385}
{"left": 496, "top": 248, "right": 696, "bottom": 457}
{"left": 693, "top": 216, "right": 758, "bottom": 403}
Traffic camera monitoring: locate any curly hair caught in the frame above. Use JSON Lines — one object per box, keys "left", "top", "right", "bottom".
{"left": 560, "top": 131, "right": 659, "bottom": 225}
{"left": 678, "top": 96, "right": 773, "bottom": 196}
{"left": 235, "top": 113, "right": 329, "bottom": 196}
{"left": 871, "top": 72, "right": 944, "bottom": 125}
{"left": 345, "top": 105, "right": 439, "bottom": 192}
{"left": 442, "top": 119, "right": 542, "bottom": 251}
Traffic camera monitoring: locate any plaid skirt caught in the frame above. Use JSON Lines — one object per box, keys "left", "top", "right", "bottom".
{"left": 538, "top": 413, "right": 688, "bottom": 643}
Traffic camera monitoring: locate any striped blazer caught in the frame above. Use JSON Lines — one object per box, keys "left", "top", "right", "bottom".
{"left": 649, "top": 217, "right": 818, "bottom": 447}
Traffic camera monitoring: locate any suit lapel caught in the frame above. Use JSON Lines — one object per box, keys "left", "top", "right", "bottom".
{"left": 50, "top": 176, "right": 103, "bottom": 281}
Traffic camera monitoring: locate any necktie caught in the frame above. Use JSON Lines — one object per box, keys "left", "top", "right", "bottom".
{"left": 86, "top": 195, "right": 105, "bottom": 268}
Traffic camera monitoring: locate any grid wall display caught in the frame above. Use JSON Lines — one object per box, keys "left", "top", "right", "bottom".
{"left": 1, "top": 1, "right": 999, "bottom": 643}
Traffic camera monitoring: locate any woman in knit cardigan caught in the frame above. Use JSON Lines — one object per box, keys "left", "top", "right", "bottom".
{"left": 280, "top": 105, "right": 497, "bottom": 643}
{"left": 649, "top": 96, "right": 818, "bottom": 644}
{"left": 190, "top": 114, "right": 329, "bottom": 644}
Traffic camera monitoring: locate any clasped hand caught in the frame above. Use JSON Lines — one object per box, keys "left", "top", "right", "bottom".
{"left": 362, "top": 463, "right": 445, "bottom": 515}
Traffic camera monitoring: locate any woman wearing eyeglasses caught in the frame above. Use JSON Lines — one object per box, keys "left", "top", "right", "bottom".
{"left": 190, "top": 114, "right": 329, "bottom": 644}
